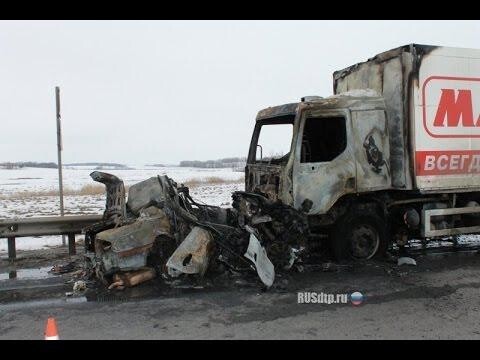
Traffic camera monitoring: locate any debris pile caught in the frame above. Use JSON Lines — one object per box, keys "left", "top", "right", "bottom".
{"left": 82, "top": 172, "right": 310, "bottom": 290}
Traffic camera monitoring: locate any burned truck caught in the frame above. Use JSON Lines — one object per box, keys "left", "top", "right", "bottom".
{"left": 246, "top": 44, "right": 480, "bottom": 260}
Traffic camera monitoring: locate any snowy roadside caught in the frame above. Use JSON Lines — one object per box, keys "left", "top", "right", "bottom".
{"left": 0, "top": 166, "right": 244, "bottom": 253}
{"left": 0, "top": 182, "right": 244, "bottom": 253}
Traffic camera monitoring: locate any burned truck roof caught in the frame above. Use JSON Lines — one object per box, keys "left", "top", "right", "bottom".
{"left": 256, "top": 102, "right": 298, "bottom": 121}
{"left": 256, "top": 92, "right": 385, "bottom": 121}
{"left": 255, "top": 44, "right": 446, "bottom": 122}
{"left": 256, "top": 43, "right": 480, "bottom": 123}
{"left": 333, "top": 43, "right": 439, "bottom": 83}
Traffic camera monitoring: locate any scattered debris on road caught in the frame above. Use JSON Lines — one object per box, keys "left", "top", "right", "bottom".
{"left": 398, "top": 257, "right": 417, "bottom": 266}
{"left": 73, "top": 280, "right": 87, "bottom": 292}
{"left": 108, "top": 268, "right": 156, "bottom": 290}
{"left": 49, "top": 261, "right": 76, "bottom": 275}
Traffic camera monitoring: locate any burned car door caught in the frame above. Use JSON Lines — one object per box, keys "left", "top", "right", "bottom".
{"left": 292, "top": 110, "right": 356, "bottom": 215}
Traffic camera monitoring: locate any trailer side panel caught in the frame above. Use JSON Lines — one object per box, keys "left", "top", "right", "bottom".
{"left": 414, "top": 46, "right": 480, "bottom": 191}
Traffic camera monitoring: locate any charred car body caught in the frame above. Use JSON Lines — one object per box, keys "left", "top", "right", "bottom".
{"left": 83, "top": 172, "right": 308, "bottom": 289}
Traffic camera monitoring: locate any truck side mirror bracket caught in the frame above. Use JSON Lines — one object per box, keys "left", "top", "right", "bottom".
{"left": 256, "top": 144, "right": 263, "bottom": 160}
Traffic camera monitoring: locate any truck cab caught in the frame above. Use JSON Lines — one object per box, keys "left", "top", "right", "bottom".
{"left": 246, "top": 92, "right": 391, "bottom": 216}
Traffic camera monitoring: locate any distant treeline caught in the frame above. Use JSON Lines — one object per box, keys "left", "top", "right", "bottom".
{"left": 0, "top": 162, "right": 133, "bottom": 170}
{"left": 65, "top": 163, "right": 132, "bottom": 170}
{"left": 65, "top": 162, "right": 128, "bottom": 168}
{"left": 180, "top": 157, "right": 246, "bottom": 169}
{"left": 0, "top": 162, "right": 57, "bottom": 169}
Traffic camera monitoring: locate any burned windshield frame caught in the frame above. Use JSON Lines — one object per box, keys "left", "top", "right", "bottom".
{"left": 249, "top": 114, "right": 295, "bottom": 164}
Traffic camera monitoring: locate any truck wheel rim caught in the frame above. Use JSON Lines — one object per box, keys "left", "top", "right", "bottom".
{"left": 351, "top": 224, "right": 380, "bottom": 259}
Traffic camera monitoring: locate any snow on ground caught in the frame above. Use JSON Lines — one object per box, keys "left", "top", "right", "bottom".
{"left": 0, "top": 165, "right": 243, "bottom": 195}
{"left": 0, "top": 165, "right": 244, "bottom": 253}
{"left": 2, "top": 165, "right": 480, "bottom": 254}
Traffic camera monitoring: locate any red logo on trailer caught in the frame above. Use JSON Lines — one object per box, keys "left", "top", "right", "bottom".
{"left": 416, "top": 150, "right": 480, "bottom": 176}
{"left": 422, "top": 76, "right": 480, "bottom": 138}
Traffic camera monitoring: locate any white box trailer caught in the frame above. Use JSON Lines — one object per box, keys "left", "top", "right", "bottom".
{"left": 334, "top": 44, "right": 480, "bottom": 192}
{"left": 246, "top": 44, "right": 480, "bottom": 261}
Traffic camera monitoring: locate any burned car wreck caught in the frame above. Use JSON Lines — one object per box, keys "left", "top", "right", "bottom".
{"left": 82, "top": 171, "right": 310, "bottom": 290}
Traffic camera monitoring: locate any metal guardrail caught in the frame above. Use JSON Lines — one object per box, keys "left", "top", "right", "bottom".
{"left": 0, "top": 215, "right": 103, "bottom": 261}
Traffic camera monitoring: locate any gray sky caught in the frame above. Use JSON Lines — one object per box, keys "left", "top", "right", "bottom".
{"left": 1, "top": 20, "right": 479, "bottom": 165}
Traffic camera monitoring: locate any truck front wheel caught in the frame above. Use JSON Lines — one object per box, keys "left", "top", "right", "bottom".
{"left": 330, "top": 207, "right": 387, "bottom": 261}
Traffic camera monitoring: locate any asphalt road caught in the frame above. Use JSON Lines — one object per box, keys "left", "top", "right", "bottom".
{"left": 1, "top": 251, "right": 480, "bottom": 339}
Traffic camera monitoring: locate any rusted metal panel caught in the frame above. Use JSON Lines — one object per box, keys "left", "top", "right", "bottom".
{"left": 90, "top": 171, "right": 126, "bottom": 221}
{"left": 95, "top": 207, "right": 171, "bottom": 273}
{"left": 127, "top": 176, "right": 175, "bottom": 215}
{"left": 166, "top": 226, "right": 214, "bottom": 277}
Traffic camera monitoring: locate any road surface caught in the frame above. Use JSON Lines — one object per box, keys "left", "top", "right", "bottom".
{"left": 1, "top": 249, "right": 480, "bottom": 339}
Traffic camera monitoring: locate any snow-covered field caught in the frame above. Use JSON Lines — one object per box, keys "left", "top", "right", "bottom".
{"left": 0, "top": 165, "right": 243, "bottom": 196}
{"left": 2, "top": 165, "right": 480, "bottom": 255}
{"left": 0, "top": 165, "right": 244, "bottom": 253}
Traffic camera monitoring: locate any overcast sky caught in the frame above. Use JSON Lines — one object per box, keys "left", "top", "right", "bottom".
{"left": 1, "top": 20, "right": 479, "bottom": 165}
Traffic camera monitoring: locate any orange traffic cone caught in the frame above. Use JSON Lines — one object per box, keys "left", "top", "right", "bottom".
{"left": 44, "top": 317, "right": 60, "bottom": 340}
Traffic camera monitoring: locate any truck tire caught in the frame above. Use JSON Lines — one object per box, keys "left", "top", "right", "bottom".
{"left": 330, "top": 207, "right": 387, "bottom": 261}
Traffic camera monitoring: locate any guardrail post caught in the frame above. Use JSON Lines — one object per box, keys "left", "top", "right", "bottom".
{"left": 7, "top": 236, "right": 16, "bottom": 262}
{"left": 68, "top": 233, "right": 76, "bottom": 256}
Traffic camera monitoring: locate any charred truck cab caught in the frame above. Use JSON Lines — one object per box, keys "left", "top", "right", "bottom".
{"left": 246, "top": 44, "right": 480, "bottom": 261}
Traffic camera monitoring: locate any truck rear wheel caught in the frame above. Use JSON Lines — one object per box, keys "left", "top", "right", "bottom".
{"left": 330, "top": 207, "right": 387, "bottom": 261}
